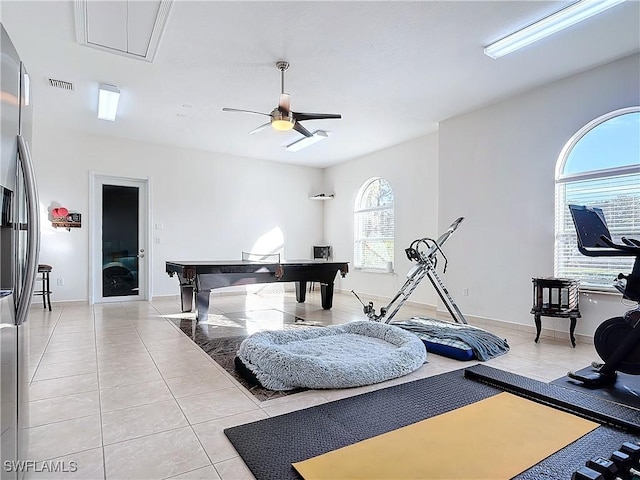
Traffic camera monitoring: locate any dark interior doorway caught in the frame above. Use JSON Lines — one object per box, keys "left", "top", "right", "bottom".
{"left": 102, "top": 184, "right": 139, "bottom": 297}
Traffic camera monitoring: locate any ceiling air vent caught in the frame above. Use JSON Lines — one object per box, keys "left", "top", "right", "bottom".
{"left": 48, "top": 78, "right": 74, "bottom": 91}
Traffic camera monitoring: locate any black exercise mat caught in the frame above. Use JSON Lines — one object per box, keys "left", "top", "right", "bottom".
{"left": 551, "top": 366, "right": 640, "bottom": 411}
{"left": 467, "top": 364, "right": 640, "bottom": 432}
{"left": 224, "top": 366, "right": 639, "bottom": 480}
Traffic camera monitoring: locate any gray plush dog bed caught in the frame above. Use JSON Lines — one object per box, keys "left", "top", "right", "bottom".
{"left": 235, "top": 321, "right": 427, "bottom": 390}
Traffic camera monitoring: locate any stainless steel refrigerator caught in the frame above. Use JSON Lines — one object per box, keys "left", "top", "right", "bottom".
{"left": 1, "top": 23, "right": 40, "bottom": 479}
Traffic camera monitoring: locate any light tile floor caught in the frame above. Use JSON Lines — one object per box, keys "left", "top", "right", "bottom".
{"left": 23, "top": 290, "right": 601, "bottom": 479}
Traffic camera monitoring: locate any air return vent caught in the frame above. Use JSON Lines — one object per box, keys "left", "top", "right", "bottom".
{"left": 48, "top": 78, "right": 74, "bottom": 91}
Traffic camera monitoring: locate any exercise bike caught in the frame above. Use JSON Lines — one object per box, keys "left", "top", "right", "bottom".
{"left": 567, "top": 204, "right": 640, "bottom": 388}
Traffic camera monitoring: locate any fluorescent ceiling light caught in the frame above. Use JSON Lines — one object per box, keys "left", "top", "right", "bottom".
{"left": 484, "top": 0, "right": 625, "bottom": 59}
{"left": 286, "top": 131, "right": 328, "bottom": 152}
{"left": 98, "top": 83, "right": 120, "bottom": 121}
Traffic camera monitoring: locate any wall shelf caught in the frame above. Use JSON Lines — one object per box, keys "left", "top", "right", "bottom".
{"left": 52, "top": 213, "right": 81, "bottom": 231}
{"left": 309, "top": 194, "right": 334, "bottom": 200}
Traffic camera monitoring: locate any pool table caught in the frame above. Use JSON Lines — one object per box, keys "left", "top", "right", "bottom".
{"left": 166, "top": 260, "right": 349, "bottom": 322}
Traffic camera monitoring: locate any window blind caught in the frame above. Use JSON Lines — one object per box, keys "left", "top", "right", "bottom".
{"left": 354, "top": 179, "right": 394, "bottom": 269}
{"left": 554, "top": 172, "right": 640, "bottom": 289}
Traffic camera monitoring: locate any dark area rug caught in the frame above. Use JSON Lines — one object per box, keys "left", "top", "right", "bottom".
{"left": 169, "top": 309, "right": 319, "bottom": 401}
{"left": 224, "top": 366, "right": 639, "bottom": 480}
{"left": 551, "top": 365, "right": 640, "bottom": 410}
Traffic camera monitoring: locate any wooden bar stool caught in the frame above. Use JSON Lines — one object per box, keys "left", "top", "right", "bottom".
{"left": 36, "top": 264, "right": 52, "bottom": 311}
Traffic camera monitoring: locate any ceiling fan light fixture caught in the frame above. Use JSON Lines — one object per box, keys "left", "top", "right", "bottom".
{"left": 223, "top": 61, "right": 341, "bottom": 137}
{"left": 271, "top": 110, "right": 295, "bottom": 131}
{"left": 271, "top": 119, "right": 295, "bottom": 131}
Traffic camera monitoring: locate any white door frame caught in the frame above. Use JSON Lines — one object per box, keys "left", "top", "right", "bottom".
{"left": 89, "top": 172, "right": 152, "bottom": 304}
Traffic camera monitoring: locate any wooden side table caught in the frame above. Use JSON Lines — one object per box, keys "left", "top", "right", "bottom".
{"left": 531, "top": 277, "right": 581, "bottom": 347}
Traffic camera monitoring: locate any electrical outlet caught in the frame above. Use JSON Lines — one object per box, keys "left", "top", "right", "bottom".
{"left": 463, "top": 288, "right": 469, "bottom": 296}
{"left": 56, "top": 278, "right": 64, "bottom": 287}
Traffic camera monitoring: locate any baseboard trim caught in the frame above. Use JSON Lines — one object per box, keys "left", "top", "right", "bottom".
{"left": 30, "top": 299, "right": 89, "bottom": 308}
{"left": 333, "top": 289, "right": 594, "bottom": 344}
{"left": 436, "top": 309, "right": 594, "bottom": 344}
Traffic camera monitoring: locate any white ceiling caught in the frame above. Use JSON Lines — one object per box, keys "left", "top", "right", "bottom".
{"left": 1, "top": 1, "right": 639, "bottom": 168}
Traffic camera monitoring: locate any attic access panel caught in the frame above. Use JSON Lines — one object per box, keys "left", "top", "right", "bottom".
{"left": 75, "top": 0, "right": 173, "bottom": 62}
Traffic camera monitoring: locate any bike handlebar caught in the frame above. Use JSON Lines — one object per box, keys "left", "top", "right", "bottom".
{"left": 599, "top": 235, "right": 640, "bottom": 255}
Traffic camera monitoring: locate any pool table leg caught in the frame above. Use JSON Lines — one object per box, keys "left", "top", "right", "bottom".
{"left": 195, "top": 290, "right": 210, "bottom": 322}
{"left": 180, "top": 284, "right": 194, "bottom": 312}
{"left": 295, "top": 281, "right": 307, "bottom": 303}
{"left": 321, "top": 283, "right": 334, "bottom": 309}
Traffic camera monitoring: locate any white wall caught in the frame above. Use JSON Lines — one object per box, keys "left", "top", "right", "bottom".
{"left": 322, "top": 54, "right": 639, "bottom": 337}
{"left": 32, "top": 127, "right": 324, "bottom": 302}
{"left": 324, "top": 133, "right": 440, "bottom": 306}
{"left": 31, "top": 53, "right": 639, "bottom": 339}
{"left": 438, "top": 53, "right": 640, "bottom": 335}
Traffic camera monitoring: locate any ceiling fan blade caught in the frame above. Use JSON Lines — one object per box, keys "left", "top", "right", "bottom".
{"left": 222, "top": 107, "right": 272, "bottom": 117}
{"left": 292, "top": 112, "right": 342, "bottom": 122}
{"left": 293, "top": 122, "right": 313, "bottom": 138}
{"left": 249, "top": 122, "right": 271, "bottom": 135}
{"left": 278, "top": 94, "right": 291, "bottom": 114}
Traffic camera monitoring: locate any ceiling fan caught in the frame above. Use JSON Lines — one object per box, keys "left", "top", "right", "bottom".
{"left": 222, "top": 61, "right": 341, "bottom": 138}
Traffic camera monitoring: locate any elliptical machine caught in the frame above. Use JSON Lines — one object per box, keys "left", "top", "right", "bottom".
{"left": 567, "top": 204, "right": 640, "bottom": 388}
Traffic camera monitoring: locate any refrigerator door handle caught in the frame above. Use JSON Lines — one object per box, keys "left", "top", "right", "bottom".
{"left": 15, "top": 135, "right": 40, "bottom": 326}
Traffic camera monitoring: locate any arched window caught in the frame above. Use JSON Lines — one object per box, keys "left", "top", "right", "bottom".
{"left": 354, "top": 178, "right": 394, "bottom": 270}
{"left": 554, "top": 107, "right": 640, "bottom": 289}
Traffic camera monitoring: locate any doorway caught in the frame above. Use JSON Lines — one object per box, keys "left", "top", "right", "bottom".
{"left": 90, "top": 174, "right": 150, "bottom": 304}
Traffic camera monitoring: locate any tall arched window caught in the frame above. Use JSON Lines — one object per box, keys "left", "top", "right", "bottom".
{"left": 354, "top": 178, "right": 394, "bottom": 270}
{"left": 555, "top": 107, "right": 640, "bottom": 289}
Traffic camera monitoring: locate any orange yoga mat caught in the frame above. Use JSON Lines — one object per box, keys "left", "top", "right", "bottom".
{"left": 292, "top": 392, "right": 599, "bottom": 480}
